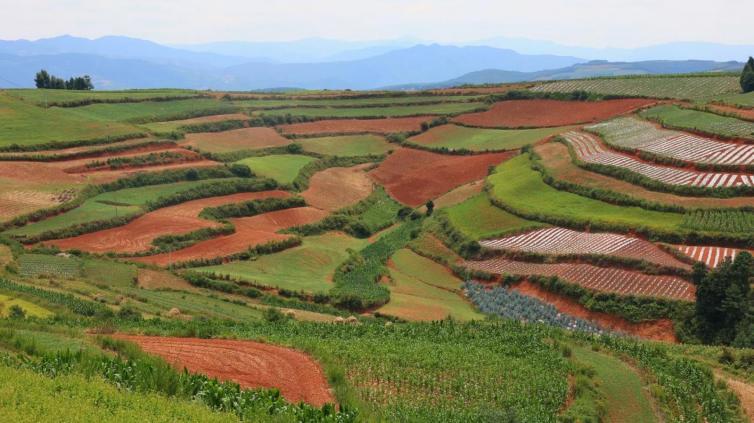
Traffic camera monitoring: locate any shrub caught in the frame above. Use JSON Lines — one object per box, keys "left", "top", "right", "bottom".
{"left": 8, "top": 305, "right": 26, "bottom": 319}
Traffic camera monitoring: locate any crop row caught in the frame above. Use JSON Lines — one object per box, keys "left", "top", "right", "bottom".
{"left": 587, "top": 117, "right": 754, "bottom": 166}
{"left": 531, "top": 75, "right": 740, "bottom": 100}
{"left": 564, "top": 131, "right": 754, "bottom": 188}
{"left": 675, "top": 244, "right": 751, "bottom": 268}
{"left": 681, "top": 209, "right": 754, "bottom": 233}
{"left": 18, "top": 254, "right": 82, "bottom": 278}
{"left": 464, "top": 281, "right": 604, "bottom": 334}
{"left": 463, "top": 258, "right": 695, "bottom": 301}
{"left": 480, "top": 226, "right": 684, "bottom": 268}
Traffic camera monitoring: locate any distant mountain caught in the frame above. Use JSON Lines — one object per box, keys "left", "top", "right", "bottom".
{"left": 389, "top": 60, "right": 745, "bottom": 90}
{"left": 0, "top": 35, "right": 250, "bottom": 68}
{"left": 475, "top": 37, "right": 754, "bottom": 62}
{"left": 174, "top": 37, "right": 420, "bottom": 63}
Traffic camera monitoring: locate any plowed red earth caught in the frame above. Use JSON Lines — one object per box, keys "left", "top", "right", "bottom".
{"left": 113, "top": 335, "right": 334, "bottom": 406}
{"left": 453, "top": 99, "right": 655, "bottom": 128}
{"left": 46, "top": 191, "right": 290, "bottom": 254}
{"left": 132, "top": 206, "right": 328, "bottom": 266}
{"left": 182, "top": 127, "right": 291, "bottom": 153}
{"left": 277, "top": 116, "right": 434, "bottom": 135}
{"left": 369, "top": 148, "right": 515, "bottom": 206}
{"left": 302, "top": 164, "right": 374, "bottom": 211}
{"left": 511, "top": 281, "right": 677, "bottom": 342}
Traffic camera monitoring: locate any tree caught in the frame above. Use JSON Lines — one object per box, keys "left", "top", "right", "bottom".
{"left": 695, "top": 252, "right": 752, "bottom": 345}
{"left": 742, "top": 57, "right": 754, "bottom": 93}
{"left": 425, "top": 200, "right": 435, "bottom": 216}
{"left": 33, "top": 69, "right": 94, "bottom": 90}
{"left": 34, "top": 70, "right": 50, "bottom": 88}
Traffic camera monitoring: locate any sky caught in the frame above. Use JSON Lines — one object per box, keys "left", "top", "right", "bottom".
{"left": 1, "top": 0, "right": 752, "bottom": 48}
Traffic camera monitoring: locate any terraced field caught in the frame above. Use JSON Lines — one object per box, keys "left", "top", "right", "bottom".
{"left": 407, "top": 124, "right": 570, "bottom": 152}
{"left": 464, "top": 258, "right": 695, "bottom": 300}
{"left": 640, "top": 105, "right": 754, "bottom": 140}
{"left": 564, "top": 131, "right": 754, "bottom": 188}
{"left": 444, "top": 194, "right": 547, "bottom": 239}
{"left": 481, "top": 227, "right": 689, "bottom": 269}
{"left": 277, "top": 116, "right": 433, "bottom": 135}
{"left": 588, "top": 117, "right": 754, "bottom": 166}
{"left": 675, "top": 244, "right": 753, "bottom": 268}
{"left": 259, "top": 102, "right": 485, "bottom": 118}
{"left": 298, "top": 134, "right": 394, "bottom": 156}
{"left": 234, "top": 154, "right": 317, "bottom": 184}
{"left": 532, "top": 75, "right": 741, "bottom": 100}
{"left": 182, "top": 127, "right": 290, "bottom": 153}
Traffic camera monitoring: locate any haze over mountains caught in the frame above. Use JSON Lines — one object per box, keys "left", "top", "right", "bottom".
{"left": 0, "top": 35, "right": 749, "bottom": 90}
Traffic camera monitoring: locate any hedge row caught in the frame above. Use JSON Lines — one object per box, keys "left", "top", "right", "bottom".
{"left": 199, "top": 196, "right": 306, "bottom": 220}
{"left": 168, "top": 237, "right": 302, "bottom": 269}
{"left": 0, "top": 140, "right": 177, "bottom": 162}
{"left": 43, "top": 94, "right": 208, "bottom": 108}
{"left": 0, "top": 132, "right": 147, "bottom": 153}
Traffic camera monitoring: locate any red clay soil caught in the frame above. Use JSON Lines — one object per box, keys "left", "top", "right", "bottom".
{"left": 181, "top": 127, "right": 291, "bottom": 153}
{"left": 453, "top": 99, "right": 656, "bottom": 128}
{"left": 46, "top": 191, "right": 290, "bottom": 254}
{"left": 302, "top": 164, "right": 374, "bottom": 211}
{"left": 132, "top": 206, "right": 328, "bottom": 266}
{"left": 277, "top": 116, "right": 434, "bottom": 135}
{"left": 511, "top": 280, "right": 677, "bottom": 342}
{"left": 369, "top": 147, "right": 515, "bottom": 206}
{"left": 113, "top": 335, "right": 334, "bottom": 406}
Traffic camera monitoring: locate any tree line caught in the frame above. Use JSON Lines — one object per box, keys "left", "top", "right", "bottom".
{"left": 34, "top": 69, "right": 94, "bottom": 90}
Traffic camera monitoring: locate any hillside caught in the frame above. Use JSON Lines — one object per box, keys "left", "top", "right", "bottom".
{"left": 0, "top": 73, "right": 753, "bottom": 422}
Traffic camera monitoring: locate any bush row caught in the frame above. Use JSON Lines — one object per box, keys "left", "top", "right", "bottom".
{"left": 0, "top": 132, "right": 147, "bottom": 153}
{"left": 0, "top": 140, "right": 177, "bottom": 162}
{"left": 199, "top": 196, "right": 305, "bottom": 220}
{"left": 43, "top": 94, "right": 208, "bottom": 108}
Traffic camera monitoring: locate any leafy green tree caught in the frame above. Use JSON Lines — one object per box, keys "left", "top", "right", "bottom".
{"left": 8, "top": 304, "right": 26, "bottom": 319}
{"left": 742, "top": 57, "right": 754, "bottom": 93}
{"left": 34, "top": 70, "right": 50, "bottom": 88}
{"left": 695, "top": 252, "right": 752, "bottom": 345}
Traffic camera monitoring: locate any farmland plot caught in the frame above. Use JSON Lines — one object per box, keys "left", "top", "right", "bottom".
{"left": 277, "top": 116, "right": 433, "bottom": 135}
{"left": 481, "top": 226, "right": 688, "bottom": 269}
{"left": 675, "top": 245, "right": 754, "bottom": 268}
{"left": 587, "top": 117, "right": 754, "bottom": 166}
{"left": 18, "top": 254, "right": 81, "bottom": 278}
{"left": 531, "top": 75, "right": 741, "bottom": 100}
{"left": 640, "top": 105, "right": 754, "bottom": 140}
{"left": 463, "top": 258, "right": 695, "bottom": 301}
{"left": 563, "top": 131, "right": 754, "bottom": 188}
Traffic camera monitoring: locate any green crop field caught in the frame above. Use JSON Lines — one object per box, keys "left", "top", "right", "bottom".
{"left": 488, "top": 155, "right": 686, "bottom": 232}
{"left": 5, "top": 88, "right": 201, "bottom": 106}
{"left": 298, "top": 134, "right": 394, "bottom": 156}
{"left": 235, "top": 154, "right": 317, "bottom": 184}
{"left": 6, "top": 178, "right": 238, "bottom": 238}
{"left": 17, "top": 254, "right": 82, "bottom": 278}
{"left": 408, "top": 124, "right": 572, "bottom": 152}
{"left": 377, "top": 249, "right": 482, "bottom": 321}
{"left": 66, "top": 98, "right": 238, "bottom": 123}
{"left": 233, "top": 94, "right": 483, "bottom": 109}
{"left": 258, "top": 102, "right": 486, "bottom": 118}
{"left": 0, "top": 92, "right": 141, "bottom": 148}
{"left": 444, "top": 194, "right": 547, "bottom": 239}
{"left": 196, "top": 233, "right": 368, "bottom": 294}
{"left": 715, "top": 92, "right": 754, "bottom": 108}
{"left": 532, "top": 75, "right": 741, "bottom": 100}
{"left": 640, "top": 105, "right": 754, "bottom": 139}
{"left": 0, "top": 294, "right": 53, "bottom": 318}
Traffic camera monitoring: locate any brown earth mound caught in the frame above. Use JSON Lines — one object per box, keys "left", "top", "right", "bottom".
{"left": 113, "top": 335, "right": 334, "bottom": 406}
{"left": 46, "top": 191, "right": 290, "bottom": 254}
{"left": 277, "top": 116, "right": 434, "bottom": 135}
{"left": 369, "top": 148, "right": 515, "bottom": 206}
{"left": 302, "top": 164, "right": 374, "bottom": 211}
{"left": 453, "top": 98, "right": 655, "bottom": 128}
{"left": 182, "top": 127, "right": 291, "bottom": 153}
{"left": 512, "top": 280, "right": 677, "bottom": 342}
{"left": 132, "top": 206, "right": 328, "bottom": 266}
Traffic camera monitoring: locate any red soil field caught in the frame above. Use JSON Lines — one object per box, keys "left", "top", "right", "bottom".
{"left": 453, "top": 98, "right": 655, "bottom": 128}
{"left": 511, "top": 280, "right": 677, "bottom": 342}
{"left": 464, "top": 258, "right": 695, "bottom": 301}
{"left": 277, "top": 116, "right": 434, "bottom": 135}
{"left": 46, "top": 191, "right": 290, "bottom": 254}
{"left": 369, "top": 148, "right": 515, "bottom": 206}
{"left": 181, "top": 127, "right": 291, "bottom": 153}
{"left": 302, "top": 164, "right": 374, "bottom": 211}
{"left": 132, "top": 206, "right": 328, "bottom": 266}
{"left": 114, "top": 335, "right": 334, "bottom": 406}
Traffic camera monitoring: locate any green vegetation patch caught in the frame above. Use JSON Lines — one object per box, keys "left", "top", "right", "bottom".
{"left": 18, "top": 254, "right": 81, "bottom": 278}
{"left": 5, "top": 88, "right": 201, "bottom": 107}
{"left": 195, "top": 233, "right": 368, "bottom": 295}
{"left": 444, "top": 194, "right": 547, "bottom": 240}
{"left": 0, "top": 295, "right": 53, "bottom": 318}
{"left": 298, "top": 135, "right": 394, "bottom": 157}
{"left": 259, "top": 102, "right": 486, "bottom": 118}
{"left": 532, "top": 75, "right": 741, "bottom": 101}
{"left": 488, "top": 155, "right": 685, "bottom": 233}
{"left": 235, "top": 154, "right": 317, "bottom": 185}
{"left": 640, "top": 105, "right": 754, "bottom": 139}
{"left": 234, "top": 94, "right": 483, "bottom": 108}
{"left": 66, "top": 98, "right": 238, "bottom": 123}
{"left": 409, "top": 124, "right": 572, "bottom": 152}
{"left": 715, "top": 92, "right": 754, "bottom": 108}
{"left": 81, "top": 259, "right": 137, "bottom": 288}
{"left": 681, "top": 209, "right": 754, "bottom": 233}
{"left": 378, "top": 249, "right": 482, "bottom": 321}
{"left": 0, "top": 92, "right": 141, "bottom": 149}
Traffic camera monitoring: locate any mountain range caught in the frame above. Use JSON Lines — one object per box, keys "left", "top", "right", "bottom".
{"left": 0, "top": 35, "right": 749, "bottom": 90}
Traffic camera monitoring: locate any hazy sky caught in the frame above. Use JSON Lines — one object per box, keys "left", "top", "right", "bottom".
{"left": 2, "top": 0, "right": 752, "bottom": 47}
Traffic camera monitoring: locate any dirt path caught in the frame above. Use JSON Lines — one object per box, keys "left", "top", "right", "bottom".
{"left": 114, "top": 335, "right": 335, "bottom": 406}
{"left": 715, "top": 371, "right": 754, "bottom": 421}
